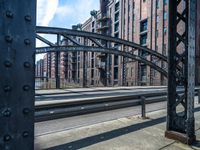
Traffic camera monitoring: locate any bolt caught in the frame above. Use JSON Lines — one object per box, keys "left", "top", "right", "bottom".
{"left": 4, "top": 86, "right": 11, "bottom": 92}
{"left": 4, "top": 60, "right": 12, "bottom": 67}
{"left": 24, "top": 15, "right": 31, "bottom": 22}
{"left": 3, "top": 109, "right": 11, "bottom": 117}
{"left": 23, "top": 85, "right": 30, "bottom": 91}
{"left": 23, "top": 108, "right": 30, "bottom": 115}
{"left": 24, "top": 62, "right": 31, "bottom": 68}
{"left": 24, "top": 39, "right": 31, "bottom": 45}
{"left": 4, "top": 135, "right": 11, "bottom": 142}
{"left": 5, "top": 35, "right": 13, "bottom": 43}
{"left": 22, "top": 131, "right": 29, "bottom": 138}
{"left": 6, "top": 10, "right": 13, "bottom": 18}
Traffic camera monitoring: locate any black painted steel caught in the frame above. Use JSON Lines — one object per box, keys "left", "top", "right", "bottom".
{"left": 36, "top": 26, "right": 167, "bottom": 61}
{"left": 166, "top": 0, "right": 196, "bottom": 143}
{"left": 36, "top": 46, "right": 167, "bottom": 77}
{"left": 55, "top": 35, "right": 61, "bottom": 89}
{"left": 0, "top": 0, "right": 36, "bottom": 149}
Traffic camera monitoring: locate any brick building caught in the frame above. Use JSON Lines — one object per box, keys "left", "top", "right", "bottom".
{"left": 35, "top": 59, "right": 44, "bottom": 77}
{"left": 78, "top": 0, "right": 169, "bottom": 86}
{"left": 35, "top": 0, "right": 200, "bottom": 87}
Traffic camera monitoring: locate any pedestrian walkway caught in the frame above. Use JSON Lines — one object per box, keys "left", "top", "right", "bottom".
{"left": 35, "top": 102, "right": 200, "bottom": 150}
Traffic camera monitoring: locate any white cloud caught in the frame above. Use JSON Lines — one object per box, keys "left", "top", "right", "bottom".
{"left": 36, "top": 0, "right": 59, "bottom": 61}
{"left": 37, "top": 0, "right": 59, "bottom": 26}
{"left": 35, "top": 0, "right": 99, "bottom": 61}
{"left": 55, "top": 0, "right": 99, "bottom": 27}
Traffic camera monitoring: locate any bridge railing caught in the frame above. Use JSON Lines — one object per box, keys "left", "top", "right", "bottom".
{"left": 35, "top": 87, "right": 200, "bottom": 122}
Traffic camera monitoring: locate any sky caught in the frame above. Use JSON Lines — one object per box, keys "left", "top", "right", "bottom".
{"left": 36, "top": 0, "right": 99, "bottom": 61}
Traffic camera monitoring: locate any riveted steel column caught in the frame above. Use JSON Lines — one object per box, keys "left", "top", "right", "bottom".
{"left": 55, "top": 35, "right": 61, "bottom": 89}
{"left": 0, "top": 0, "right": 36, "bottom": 149}
{"left": 165, "top": 0, "right": 196, "bottom": 144}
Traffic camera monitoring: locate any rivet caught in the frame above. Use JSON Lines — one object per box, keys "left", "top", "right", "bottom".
{"left": 24, "top": 62, "right": 31, "bottom": 68}
{"left": 2, "top": 109, "right": 11, "bottom": 117}
{"left": 4, "top": 60, "right": 12, "bottom": 67}
{"left": 24, "top": 39, "right": 31, "bottom": 45}
{"left": 23, "top": 108, "right": 30, "bottom": 115}
{"left": 22, "top": 131, "right": 29, "bottom": 138}
{"left": 6, "top": 10, "right": 13, "bottom": 18}
{"left": 4, "top": 135, "right": 11, "bottom": 142}
{"left": 23, "top": 85, "right": 30, "bottom": 91}
{"left": 4, "top": 86, "right": 11, "bottom": 92}
{"left": 24, "top": 15, "right": 31, "bottom": 22}
{"left": 5, "top": 35, "right": 13, "bottom": 43}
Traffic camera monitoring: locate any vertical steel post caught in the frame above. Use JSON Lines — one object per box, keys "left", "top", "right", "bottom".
{"left": 0, "top": 0, "right": 36, "bottom": 149}
{"left": 141, "top": 96, "right": 146, "bottom": 119}
{"left": 55, "top": 35, "right": 61, "bottom": 89}
{"left": 83, "top": 51, "right": 87, "bottom": 87}
{"left": 165, "top": 0, "right": 196, "bottom": 144}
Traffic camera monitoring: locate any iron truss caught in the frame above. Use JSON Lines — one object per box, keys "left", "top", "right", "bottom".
{"left": 35, "top": 26, "right": 168, "bottom": 77}
{"left": 165, "top": 0, "right": 196, "bottom": 144}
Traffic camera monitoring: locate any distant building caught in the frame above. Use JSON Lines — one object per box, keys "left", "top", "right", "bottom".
{"left": 35, "top": 0, "right": 200, "bottom": 87}
{"left": 35, "top": 59, "right": 44, "bottom": 77}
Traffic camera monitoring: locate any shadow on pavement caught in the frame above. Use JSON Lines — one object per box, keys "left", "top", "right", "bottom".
{"left": 43, "top": 107, "right": 200, "bottom": 150}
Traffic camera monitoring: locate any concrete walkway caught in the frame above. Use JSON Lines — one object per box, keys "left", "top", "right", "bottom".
{"left": 35, "top": 102, "right": 200, "bottom": 150}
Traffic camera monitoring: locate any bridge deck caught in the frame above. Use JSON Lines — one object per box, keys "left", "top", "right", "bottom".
{"left": 35, "top": 98, "right": 200, "bottom": 150}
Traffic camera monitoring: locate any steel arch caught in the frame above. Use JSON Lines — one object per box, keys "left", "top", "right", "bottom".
{"left": 36, "top": 45, "right": 167, "bottom": 77}
{"left": 36, "top": 26, "right": 167, "bottom": 62}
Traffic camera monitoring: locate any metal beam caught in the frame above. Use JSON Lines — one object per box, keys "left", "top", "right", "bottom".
{"left": 36, "top": 26, "right": 167, "bottom": 62}
{"left": 36, "top": 34, "right": 56, "bottom": 47}
{"left": 55, "top": 35, "right": 61, "bottom": 89}
{"left": 165, "top": 0, "right": 196, "bottom": 145}
{"left": 0, "top": 0, "right": 36, "bottom": 149}
{"left": 62, "top": 34, "right": 81, "bottom": 46}
{"left": 35, "top": 46, "right": 167, "bottom": 77}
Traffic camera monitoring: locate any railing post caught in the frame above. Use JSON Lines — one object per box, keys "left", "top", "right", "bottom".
{"left": 0, "top": 0, "right": 36, "bottom": 149}
{"left": 141, "top": 96, "right": 146, "bottom": 119}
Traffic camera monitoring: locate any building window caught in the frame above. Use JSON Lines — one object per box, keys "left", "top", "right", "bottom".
{"left": 156, "top": 15, "right": 159, "bottom": 23}
{"left": 114, "top": 67, "right": 118, "bottom": 80}
{"left": 140, "top": 34, "right": 147, "bottom": 46}
{"left": 164, "top": 27, "right": 167, "bottom": 35}
{"left": 156, "top": 0, "right": 160, "bottom": 9}
{"left": 115, "top": 2, "right": 120, "bottom": 11}
{"left": 114, "top": 55, "right": 118, "bottom": 66}
{"left": 156, "top": 30, "right": 159, "bottom": 38}
{"left": 163, "top": 44, "right": 167, "bottom": 56}
{"left": 140, "top": 19, "right": 148, "bottom": 32}
{"left": 115, "top": 32, "right": 119, "bottom": 38}
{"left": 164, "top": 12, "right": 168, "bottom": 20}
{"left": 115, "top": 12, "right": 119, "bottom": 21}
{"left": 114, "top": 23, "right": 119, "bottom": 32}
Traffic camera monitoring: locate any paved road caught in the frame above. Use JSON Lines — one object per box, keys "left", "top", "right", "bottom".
{"left": 35, "top": 101, "right": 200, "bottom": 150}
{"left": 35, "top": 86, "right": 166, "bottom": 104}
{"left": 35, "top": 101, "right": 167, "bottom": 136}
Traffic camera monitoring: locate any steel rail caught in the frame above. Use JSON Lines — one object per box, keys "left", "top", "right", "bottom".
{"left": 34, "top": 88, "right": 200, "bottom": 122}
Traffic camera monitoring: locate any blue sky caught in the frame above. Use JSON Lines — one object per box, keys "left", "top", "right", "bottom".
{"left": 36, "top": 0, "right": 99, "bottom": 61}
{"left": 37, "top": 0, "right": 99, "bottom": 28}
